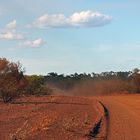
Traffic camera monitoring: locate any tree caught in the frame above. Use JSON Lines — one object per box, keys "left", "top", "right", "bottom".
{"left": 131, "top": 68, "right": 140, "bottom": 93}
{"left": 0, "top": 58, "right": 26, "bottom": 103}
{"left": 25, "top": 75, "right": 45, "bottom": 95}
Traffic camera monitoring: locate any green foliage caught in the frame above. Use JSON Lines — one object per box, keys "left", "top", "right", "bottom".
{"left": 26, "top": 75, "right": 52, "bottom": 95}
{"left": 1, "top": 57, "right": 140, "bottom": 100}
{"left": 44, "top": 70, "right": 140, "bottom": 95}
{"left": 44, "top": 71, "right": 132, "bottom": 90}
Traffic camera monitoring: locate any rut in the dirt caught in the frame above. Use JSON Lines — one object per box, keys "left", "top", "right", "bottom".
{"left": 86, "top": 101, "right": 109, "bottom": 140}
{"left": 89, "top": 118, "right": 102, "bottom": 137}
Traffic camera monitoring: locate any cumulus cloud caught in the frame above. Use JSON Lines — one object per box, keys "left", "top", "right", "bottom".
{"left": 0, "top": 31, "right": 24, "bottom": 40}
{"left": 6, "top": 20, "right": 17, "bottom": 29}
{"left": 32, "top": 10, "right": 112, "bottom": 28}
{"left": 20, "top": 38, "right": 46, "bottom": 48}
{"left": 0, "top": 20, "right": 46, "bottom": 48}
{"left": 0, "top": 20, "right": 25, "bottom": 40}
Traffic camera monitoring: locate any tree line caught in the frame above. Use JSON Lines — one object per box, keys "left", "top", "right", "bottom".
{"left": 0, "top": 58, "right": 140, "bottom": 103}
{"left": 44, "top": 70, "right": 140, "bottom": 95}
{"left": 44, "top": 71, "right": 132, "bottom": 89}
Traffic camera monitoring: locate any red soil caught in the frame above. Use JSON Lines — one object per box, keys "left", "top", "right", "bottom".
{"left": 1, "top": 95, "right": 140, "bottom": 140}
{"left": 96, "top": 94, "right": 140, "bottom": 140}
{"left": 0, "top": 96, "right": 102, "bottom": 140}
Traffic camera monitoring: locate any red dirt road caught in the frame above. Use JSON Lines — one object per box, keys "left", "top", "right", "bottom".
{"left": 97, "top": 95, "right": 140, "bottom": 140}
{"left": 1, "top": 95, "right": 140, "bottom": 140}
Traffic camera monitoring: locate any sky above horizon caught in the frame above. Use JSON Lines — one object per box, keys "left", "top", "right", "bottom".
{"left": 0, "top": 0, "right": 140, "bottom": 75}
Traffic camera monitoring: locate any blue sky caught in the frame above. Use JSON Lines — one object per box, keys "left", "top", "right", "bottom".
{"left": 0, "top": 0, "right": 140, "bottom": 74}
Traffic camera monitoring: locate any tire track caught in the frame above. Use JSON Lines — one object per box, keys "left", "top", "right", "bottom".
{"left": 86, "top": 100, "right": 109, "bottom": 140}
{"left": 98, "top": 101, "right": 109, "bottom": 140}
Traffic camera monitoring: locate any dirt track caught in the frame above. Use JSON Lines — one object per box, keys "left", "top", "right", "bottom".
{"left": 97, "top": 95, "right": 140, "bottom": 140}
{"left": 0, "top": 95, "right": 140, "bottom": 140}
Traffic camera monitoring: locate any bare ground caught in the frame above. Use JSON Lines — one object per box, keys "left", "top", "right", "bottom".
{"left": 0, "top": 96, "right": 103, "bottom": 140}
{"left": 1, "top": 94, "right": 140, "bottom": 140}
{"left": 96, "top": 94, "right": 140, "bottom": 140}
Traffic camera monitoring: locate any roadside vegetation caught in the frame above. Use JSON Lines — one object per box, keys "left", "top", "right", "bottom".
{"left": 0, "top": 57, "right": 140, "bottom": 103}
{"left": 44, "top": 69, "right": 140, "bottom": 95}
{"left": 0, "top": 58, "right": 51, "bottom": 103}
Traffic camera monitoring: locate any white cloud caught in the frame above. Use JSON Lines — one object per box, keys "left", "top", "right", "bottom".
{"left": 32, "top": 10, "right": 112, "bottom": 28}
{"left": 0, "top": 20, "right": 25, "bottom": 41}
{"left": 0, "top": 31, "right": 24, "bottom": 40}
{"left": 6, "top": 20, "right": 17, "bottom": 29}
{"left": 20, "top": 38, "right": 46, "bottom": 48}
{"left": 69, "top": 11, "right": 112, "bottom": 27}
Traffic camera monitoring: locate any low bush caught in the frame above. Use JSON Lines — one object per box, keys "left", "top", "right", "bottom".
{"left": 0, "top": 58, "right": 27, "bottom": 103}
{"left": 25, "top": 75, "right": 52, "bottom": 96}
